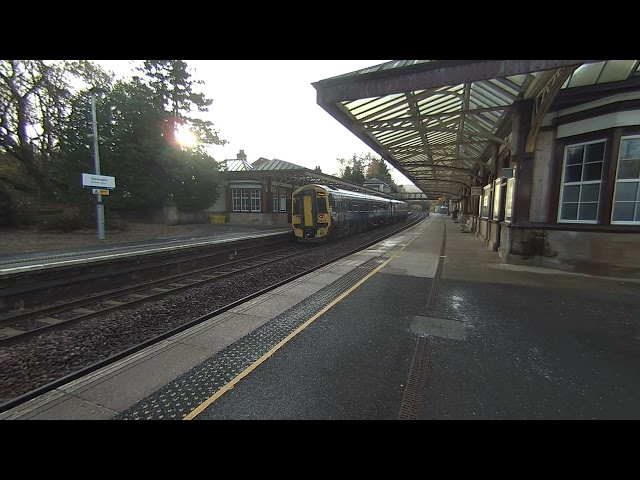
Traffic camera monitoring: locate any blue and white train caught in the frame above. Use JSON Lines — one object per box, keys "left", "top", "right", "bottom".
{"left": 291, "top": 184, "right": 408, "bottom": 243}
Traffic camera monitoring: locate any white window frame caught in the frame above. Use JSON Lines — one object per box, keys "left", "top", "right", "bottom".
{"left": 611, "top": 134, "right": 640, "bottom": 225}
{"left": 250, "top": 189, "right": 261, "bottom": 212}
{"left": 272, "top": 192, "right": 278, "bottom": 212}
{"left": 279, "top": 195, "right": 286, "bottom": 212}
{"left": 232, "top": 188, "right": 261, "bottom": 212}
{"left": 232, "top": 189, "right": 241, "bottom": 212}
{"left": 557, "top": 139, "right": 606, "bottom": 224}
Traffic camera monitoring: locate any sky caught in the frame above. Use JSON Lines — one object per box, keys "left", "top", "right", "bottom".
{"left": 93, "top": 60, "right": 414, "bottom": 186}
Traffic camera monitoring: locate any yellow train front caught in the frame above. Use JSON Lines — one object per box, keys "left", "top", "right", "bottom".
{"left": 291, "top": 184, "right": 333, "bottom": 242}
{"left": 292, "top": 184, "right": 408, "bottom": 243}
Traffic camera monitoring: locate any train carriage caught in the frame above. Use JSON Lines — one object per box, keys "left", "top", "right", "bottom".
{"left": 292, "top": 184, "right": 408, "bottom": 243}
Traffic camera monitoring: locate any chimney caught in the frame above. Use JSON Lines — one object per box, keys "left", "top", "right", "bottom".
{"left": 237, "top": 150, "right": 247, "bottom": 161}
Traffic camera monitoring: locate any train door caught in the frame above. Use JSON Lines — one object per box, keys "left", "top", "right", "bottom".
{"left": 330, "top": 193, "right": 344, "bottom": 225}
{"left": 301, "top": 191, "right": 315, "bottom": 227}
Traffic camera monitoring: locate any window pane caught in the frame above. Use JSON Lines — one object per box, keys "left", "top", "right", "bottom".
{"left": 620, "top": 138, "right": 640, "bottom": 160}
{"left": 582, "top": 162, "right": 603, "bottom": 181}
{"left": 561, "top": 202, "right": 578, "bottom": 220}
{"left": 612, "top": 202, "right": 635, "bottom": 221}
{"left": 617, "top": 159, "right": 640, "bottom": 179}
{"left": 615, "top": 183, "right": 639, "bottom": 202}
{"left": 580, "top": 184, "right": 600, "bottom": 202}
{"left": 560, "top": 141, "right": 605, "bottom": 224}
{"left": 584, "top": 141, "right": 605, "bottom": 163}
{"left": 563, "top": 185, "right": 580, "bottom": 202}
{"left": 566, "top": 146, "right": 584, "bottom": 165}
{"left": 565, "top": 165, "right": 582, "bottom": 183}
{"left": 578, "top": 203, "right": 598, "bottom": 221}
{"left": 636, "top": 206, "right": 640, "bottom": 221}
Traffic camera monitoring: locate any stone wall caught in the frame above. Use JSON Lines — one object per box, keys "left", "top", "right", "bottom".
{"left": 228, "top": 212, "right": 289, "bottom": 226}
{"left": 507, "top": 227, "right": 640, "bottom": 278}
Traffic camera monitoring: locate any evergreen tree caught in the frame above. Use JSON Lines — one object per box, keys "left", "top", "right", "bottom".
{"left": 338, "top": 154, "right": 367, "bottom": 185}
{"left": 136, "top": 60, "right": 226, "bottom": 210}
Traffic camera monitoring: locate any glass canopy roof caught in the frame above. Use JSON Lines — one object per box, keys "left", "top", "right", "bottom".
{"left": 313, "top": 60, "right": 639, "bottom": 198}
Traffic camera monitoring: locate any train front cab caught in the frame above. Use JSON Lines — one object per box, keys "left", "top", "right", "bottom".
{"left": 292, "top": 186, "right": 332, "bottom": 242}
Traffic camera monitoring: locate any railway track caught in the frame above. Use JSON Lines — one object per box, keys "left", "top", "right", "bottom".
{"left": 0, "top": 232, "right": 294, "bottom": 315}
{"left": 0, "top": 214, "right": 426, "bottom": 411}
{"left": 0, "top": 245, "right": 309, "bottom": 345}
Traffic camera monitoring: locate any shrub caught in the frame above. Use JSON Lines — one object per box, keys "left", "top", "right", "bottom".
{"left": 36, "top": 206, "right": 90, "bottom": 232}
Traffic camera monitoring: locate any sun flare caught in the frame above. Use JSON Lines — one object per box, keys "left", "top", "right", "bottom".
{"left": 175, "top": 124, "right": 197, "bottom": 148}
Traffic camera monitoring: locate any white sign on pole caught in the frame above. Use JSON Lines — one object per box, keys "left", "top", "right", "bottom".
{"left": 82, "top": 173, "right": 116, "bottom": 189}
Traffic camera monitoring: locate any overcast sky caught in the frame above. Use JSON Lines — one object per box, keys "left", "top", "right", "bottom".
{"left": 93, "top": 60, "right": 414, "bottom": 186}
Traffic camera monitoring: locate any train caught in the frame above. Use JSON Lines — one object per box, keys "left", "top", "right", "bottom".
{"left": 291, "top": 184, "right": 409, "bottom": 243}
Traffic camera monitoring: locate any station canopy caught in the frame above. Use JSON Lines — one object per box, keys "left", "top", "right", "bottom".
{"left": 312, "top": 60, "right": 640, "bottom": 199}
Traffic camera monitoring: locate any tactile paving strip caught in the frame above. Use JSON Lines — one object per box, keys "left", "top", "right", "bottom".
{"left": 114, "top": 255, "right": 390, "bottom": 420}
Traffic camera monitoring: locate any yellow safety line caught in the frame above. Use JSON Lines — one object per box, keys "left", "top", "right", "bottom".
{"left": 184, "top": 224, "right": 426, "bottom": 420}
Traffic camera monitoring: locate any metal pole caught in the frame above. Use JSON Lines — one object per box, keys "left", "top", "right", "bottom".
{"left": 91, "top": 92, "right": 105, "bottom": 240}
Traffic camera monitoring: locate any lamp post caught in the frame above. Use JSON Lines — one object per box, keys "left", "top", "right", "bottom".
{"left": 90, "top": 88, "right": 105, "bottom": 240}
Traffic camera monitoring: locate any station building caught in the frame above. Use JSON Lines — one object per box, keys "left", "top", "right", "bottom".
{"left": 208, "top": 149, "right": 398, "bottom": 227}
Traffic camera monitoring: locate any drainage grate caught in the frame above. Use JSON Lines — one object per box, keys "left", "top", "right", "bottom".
{"left": 397, "top": 335, "right": 430, "bottom": 420}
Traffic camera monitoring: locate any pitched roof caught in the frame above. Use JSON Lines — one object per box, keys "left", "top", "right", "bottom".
{"left": 224, "top": 158, "right": 254, "bottom": 172}
{"left": 363, "top": 177, "right": 386, "bottom": 185}
{"left": 252, "top": 158, "right": 307, "bottom": 171}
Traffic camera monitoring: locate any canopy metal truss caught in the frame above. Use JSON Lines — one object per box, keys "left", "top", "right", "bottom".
{"left": 312, "top": 60, "right": 619, "bottom": 199}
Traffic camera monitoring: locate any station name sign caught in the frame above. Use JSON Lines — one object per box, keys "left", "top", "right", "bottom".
{"left": 82, "top": 173, "right": 116, "bottom": 189}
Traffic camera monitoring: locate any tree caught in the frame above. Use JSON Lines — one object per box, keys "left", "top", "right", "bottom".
{"left": 3, "top": 60, "right": 224, "bottom": 221}
{"left": 57, "top": 77, "right": 172, "bottom": 210}
{"left": 338, "top": 152, "right": 404, "bottom": 193}
{"left": 57, "top": 75, "right": 222, "bottom": 212}
{"left": 57, "top": 62, "right": 224, "bottom": 212}
{"left": 136, "top": 60, "right": 225, "bottom": 210}
{"left": 338, "top": 154, "right": 367, "bottom": 185}
{"left": 137, "top": 60, "right": 226, "bottom": 150}
{"left": 366, "top": 156, "right": 393, "bottom": 185}
{"left": 0, "top": 60, "right": 111, "bottom": 201}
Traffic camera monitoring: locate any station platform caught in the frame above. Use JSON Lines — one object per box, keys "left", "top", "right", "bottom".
{"left": 0, "top": 224, "right": 292, "bottom": 276}
{"left": 2, "top": 214, "right": 639, "bottom": 420}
